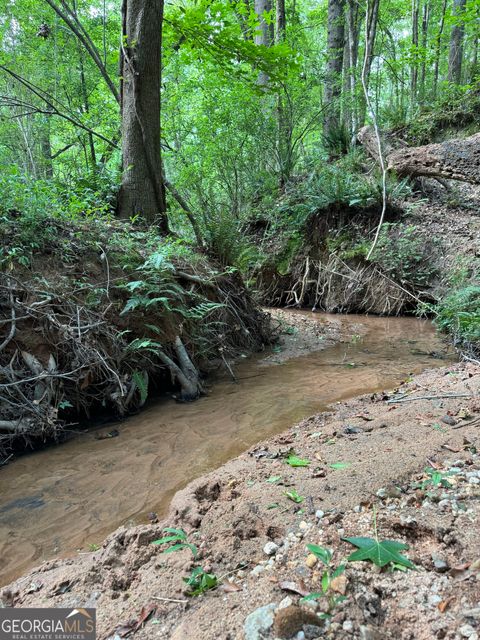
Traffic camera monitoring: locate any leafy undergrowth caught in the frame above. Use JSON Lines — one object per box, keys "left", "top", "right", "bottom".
{"left": 0, "top": 211, "right": 273, "bottom": 455}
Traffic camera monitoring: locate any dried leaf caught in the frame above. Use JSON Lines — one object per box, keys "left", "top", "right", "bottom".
{"left": 438, "top": 598, "right": 453, "bottom": 613}
{"left": 221, "top": 581, "right": 242, "bottom": 593}
{"left": 133, "top": 604, "right": 156, "bottom": 632}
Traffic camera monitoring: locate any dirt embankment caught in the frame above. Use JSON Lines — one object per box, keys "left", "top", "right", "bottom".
{"left": 3, "top": 360, "right": 479, "bottom": 640}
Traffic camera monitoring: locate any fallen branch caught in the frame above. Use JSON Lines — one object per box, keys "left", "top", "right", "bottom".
{"left": 386, "top": 393, "right": 472, "bottom": 404}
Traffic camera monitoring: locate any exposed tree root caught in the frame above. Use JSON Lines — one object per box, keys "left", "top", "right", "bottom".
{"left": 0, "top": 255, "right": 273, "bottom": 454}
{"left": 257, "top": 253, "right": 421, "bottom": 315}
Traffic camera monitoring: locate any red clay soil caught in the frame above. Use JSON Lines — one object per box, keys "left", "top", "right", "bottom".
{"left": 2, "top": 361, "right": 479, "bottom": 640}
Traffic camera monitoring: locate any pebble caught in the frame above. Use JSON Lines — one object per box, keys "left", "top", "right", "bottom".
{"left": 459, "top": 624, "right": 477, "bottom": 638}
{"left": 315, "top": 510, "right": 325, "bottom": 520}
{"left": 295, "top": 632, "right": 305, "bottom": 640}
{"left": 375, "top": 488, "right": 387, "bottom": 498}
{"left": 343, "top": 620, "right": 354, "bottom": 632}
{"left": 279, "top": 596, "right": 293, "bottom": 609}
{"left": 469, "top": 477, "right": 480, "bottom": 484}
{"left": 305, "top": 554, "right": 318, "bottom": 568}
{"left": 428, "top": 594, "right": 443, "bottom": 607}
{"left": 431, "top": 554, "right": 449, "bottom": 573}
{"left": 264, "top": 542, "right": 279, "bottom": 556}
{"left": 251, "top": 565, "right": 264, "bottom": 576}
{"left": 244, "top": 603, "right": 276, "bottom": 640}
{"left": 299, "top": 521, "right": 310, "bottom": 532}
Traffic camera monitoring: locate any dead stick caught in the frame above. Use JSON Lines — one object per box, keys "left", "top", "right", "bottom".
{"left": 386, "top": 393, "right": 472, "bottom": 404}
{"left": 452, "top": 416, "right": 480, "bottom": 430}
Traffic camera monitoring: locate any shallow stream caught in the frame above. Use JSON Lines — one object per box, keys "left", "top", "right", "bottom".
{"left": 0, "top": 312, "right": 454, "bottom": 585}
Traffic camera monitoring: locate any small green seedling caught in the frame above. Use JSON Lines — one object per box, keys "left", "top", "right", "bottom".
{"left": 284, "top": 489, "right": 304, "bottom": 503}
{"left": 183, "top": 566, "right": 218, "bottom": 596}
{"left": 418, "top": 467, "right": 452, "bottom": 491}
{"left": 87, "top": 543, "right": 100, "bottom": 552}
{"left": 285, "top": 454, "right": 311, "bottom": 467}
{"left": 301, "top": 544, "right": 347, "bottom": 613}
{"left": 342, "top": 508, "right": 415, "bottom": 570}
{"left": 152, "top": 527, "right": 198, "bottom": 557}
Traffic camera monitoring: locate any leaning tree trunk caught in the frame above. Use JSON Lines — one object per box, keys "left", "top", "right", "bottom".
{"left": 323, "top": 0, "right": 346, "bottom": 141}
{"left": 358, "top": 125, "right": 480, "bottom": 183}
{"left": 448, "top": 0, "right": 467, "bottom": 84}
{"left": 118, "top": 0, "right": 169, "bottom": 232}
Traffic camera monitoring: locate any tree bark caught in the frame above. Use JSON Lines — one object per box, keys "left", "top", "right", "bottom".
{"left": 433, "top": 0, "right": 448, "bottom": 97}
{"left": 448, "top": 0, "right": 467, "bottom": 84}
{"left": 357, "top": 0, "right": 380, "bottom": 127}
{"left": 254, "top": 0, "right": 274, "bottom": 85}
{"left": 358, "top": 125, "right": 480, "bottom": 184}
{"left": 323, "top": 0, "right": 345, "bottom": 140}
{"left": 118, "top": 0, "right": 168, "bottom": 231}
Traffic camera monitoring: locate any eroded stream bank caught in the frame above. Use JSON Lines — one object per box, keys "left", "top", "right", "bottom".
{"left": 0, "top": 311, "right": 453, "bottom": 586}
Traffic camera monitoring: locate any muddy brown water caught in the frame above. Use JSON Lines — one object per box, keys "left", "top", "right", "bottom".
{"left": 0, "top": 312, "right": 454, "bottom": 586}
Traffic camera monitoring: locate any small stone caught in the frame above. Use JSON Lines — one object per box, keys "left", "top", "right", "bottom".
{"left": 279, "top": 596, "right": 293, "bottom": 609}
{"left": 428, "top": 594, "right": 442, "bottom": 607}
{"left": 315, "top": 510, "right": 325, "bottom": 520}
{"left": 459, "top": 624, "right": 476, "bottom": 638}
{"left": 251, "top": 565, "right": 264, "bottom": 576}
{"left": 343, "top": 620, "right": 354, "bottom": 633}
{"left": 299, "top": 521, "right": 309, "bottom": 531}
{"left": 359, "top": 625, "right": 383, "bottom": 640}
{"left": 431, "top": 554, "right": 449, "bottom": 573}
{"left": 354, "top": 505, "right": 362, "bottom": 513}
{"left": 244, "top": 603, "right": 276, "bottom": 640}
{"left": 438, "top": 499, "right": 451, "bottom": 510}
{"left": 295, "top": 632, "right": 306, "bottom": 640}
{"left": 441, "top": 415, "right": 457, "bottom": 426}
{"left": 469, "top": 477, "right": 480, "bottom": 484}
{"left": 306, "top": 554, "right": 318, "bottom": 568}
{"left": 375, "top": 488, "right": 387, "bottom": 498}
{"left": 264, "top": 542, "right": 279, "bottom": 556}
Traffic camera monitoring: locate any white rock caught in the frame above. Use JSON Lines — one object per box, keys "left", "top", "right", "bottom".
{"left": 251, "top": 565, "right": 264, "bottom": 576}
{"left": 315, "top": 510, "right": 325, "bottom": 519}
{"left": 343, "top": 620, "right": 354, "bottom": 632}
{"left": 263, "top": 542, "right": 279, "bottom": 556}
{"left": 459, "top": 624, "right": 476, "bottom": 638}
{"left": 299, "top": 521, "right": 309, "bottom": 531}
{"left": 278, "top": 596, "right": 293, "bottom": 609}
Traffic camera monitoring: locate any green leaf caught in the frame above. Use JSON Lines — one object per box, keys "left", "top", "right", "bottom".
{"left": 329, "top": 462, "right": 351, "bottom": 470}
{"left": 306, "top": 544, "right": 332, "bottom": 565}
{"left": 342, "top": 536, "right": 415, "bottom": 569}
{"left": 285, "top": 455, "right": 311, "bottom": 467}
{"left": 299, "top": 592, "right": 323, "bottom": 603}
{"left": 266, "top": 475, "right": 282, "bottom": 484}
{"left": 284, "top": 489, "right": 304, "bottom": 503}
{"left": 321, "top": 570, "right": 330, "bottom": 593}
{"left": 161, "top": 527, "right": 187, "bottom": 538}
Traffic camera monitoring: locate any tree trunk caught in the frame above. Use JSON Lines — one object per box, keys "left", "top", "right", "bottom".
{"left": 118, "top": 0, "right": 169, "bottom": 232}
{"left": 411, "top": 0, "right": 420, "bottom": 104}
{"left": 358, "top": 125, "right": 480, "bottom": 184}
{"left": 343, "top": 0, "right": 361, "bottom": 136}
{"left": 323, "top": 0, "right": 345, "bottom": 140}
{"left": 419, "top": 0, "right": 430, "bottom": 101}
{"left": 448, "top": 0, "right": 467, "bottom": 84}
{"left": 358, "top": 0, "right": 380, "bottom": 127}
{"left": 433, "top": 0, "right": 448, "bottom": 97}
{"left": 254, "top": 0, "right": 274, "bottom": 85}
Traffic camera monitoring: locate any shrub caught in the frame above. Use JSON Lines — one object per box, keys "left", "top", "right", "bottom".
{"left": 434, "top": 286, "right": 480, "bottom": 350}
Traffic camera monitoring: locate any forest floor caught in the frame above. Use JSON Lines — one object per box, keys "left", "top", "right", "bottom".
{"left": 3, "top": 357, "right": 479, "bottom": 640}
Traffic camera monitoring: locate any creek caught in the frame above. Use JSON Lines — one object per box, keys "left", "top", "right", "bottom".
{"left": 0, "top": 311, "right": 454, "bottom": 585}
